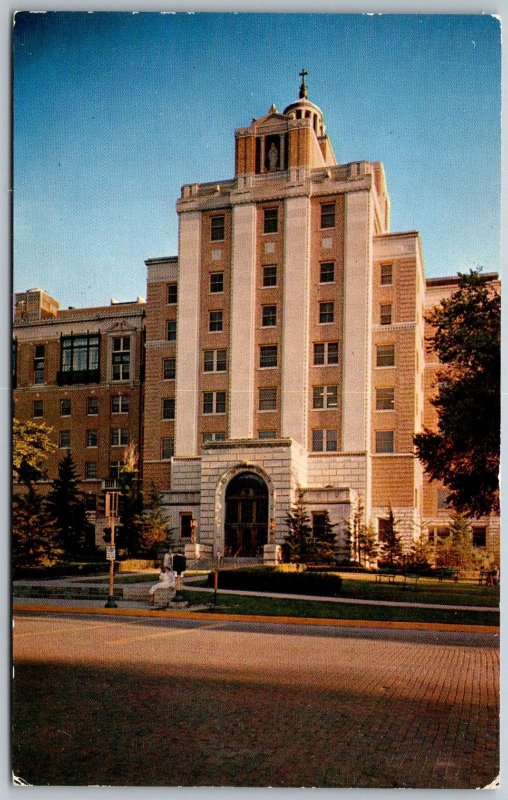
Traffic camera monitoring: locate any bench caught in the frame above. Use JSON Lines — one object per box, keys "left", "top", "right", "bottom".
{"left": 435, "top": 568, "right": 459, "bottom": 583}
{"left": 402, "top": 573, "right": 420, "bottom": 589}
{"left": 151, "top": 586, "right": 176, "bottom": 608}
{"left": 375, "top": 568, "right": 399, "bottom": 583}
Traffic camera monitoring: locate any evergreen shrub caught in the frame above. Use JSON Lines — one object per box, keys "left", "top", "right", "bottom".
{"left": 206, "top": 567, "right": 342, "bottom": 596}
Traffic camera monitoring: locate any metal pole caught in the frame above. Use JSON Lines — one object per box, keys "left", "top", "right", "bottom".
{"left": 105, "top": 497, "right": 118, "bottom": 608}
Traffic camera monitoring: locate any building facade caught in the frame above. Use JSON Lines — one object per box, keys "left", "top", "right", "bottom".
{"left": 13, "top": 78, "right": 500, "bottom": 562}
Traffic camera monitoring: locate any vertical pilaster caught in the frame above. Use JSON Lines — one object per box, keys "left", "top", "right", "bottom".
{"left": 175, "top": 211, "right": 201, "bottom": 456}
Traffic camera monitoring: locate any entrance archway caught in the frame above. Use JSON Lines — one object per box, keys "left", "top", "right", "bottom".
{"left": 224, "top": 471, "right": 269, "bottom": 557}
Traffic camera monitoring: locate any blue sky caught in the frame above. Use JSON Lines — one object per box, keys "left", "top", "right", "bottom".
{"left": 13, "top": 12, "right": 501, "bottom": 309}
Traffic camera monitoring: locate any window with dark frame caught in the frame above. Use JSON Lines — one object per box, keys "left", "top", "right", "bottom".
{"left": 59, "top": 430, "right": 71, "bottom": 448}
{"left": 34, "top": 344, "right": 45, "bottom": 384}
{"left": 210, "top": 272, "right": 224, "bottom": 293}
{"left": 258, "top": 430, "right": 277, "bottom": 439}
{"left": 180, "top": 513, "right": 193, "bottom": 539}
{"left": 33, "top": 399, "right": 43, "bottom": 418}
{"left": 319, "top": 302, "right": 334, "bottom": 324}
{"left": 313, "top": 341, "right": 339, "bottom": 366}
{"left": 204, "top": 349, "right": 227, "bottom": 372}
{"left": 263, "top": 207, "right": 278, "bottom": 234}
{"left": 380, "top": 304, "right": 392, "bottom": 325}
{"left": 376, "top": 344, "right": 395, "bottom": 367}
{"left": 203, "top": 391, "right": 226, "bottom": 414}
{"left": 380, "top": 264, "right": 393, "bottom": 285}
{"left": 161, "top": 438, "right": 174, "bottom": 459}
{"left": 111, "top": 395, "right": 130, "bottom": 414}
{"left": 167, "top": 320, "right": 177, "bottom": 341}
{"left": 87, "top": 397, "right": 99, "bottom": 415}
{"left": 312, "top": 429, "right": 338, "bottom": 452}
{"left": 320, "top": 262, "right": 335, "bottom": 283}
{"left": 210, "top": 215, "right": 225, "bottom": 242}
{"left": 312, "top": 385, "right": 338, "bottom": 409}
{"left": 162, "top": 398, "right": 175, "bottom": 420}
{"left": 375, "top": 430, "right": 394, "bottom": 453}
{"left": 209, "top": 310, "right": 223, "bottom": 332}
{"left": 262, "top": 305, "right": 277, "bottom": 327}
{"left": 59, "top": 334, "right": 100, "bottom": 385}
{"left": 263, "top": 265, "right": 277, "bottom": 287}
{"left": 202, "top": 431, "right": 226, "bottom": 444}
{"left": 376, "top": 387, "right": 395, "bottom": 411}
{"left": 260, "top": 345, "right": 278, "bottom": 368}
{"left": 60, "top": 398, "right": 71, "bottom": 416}
{"left": 112, "top": 336, "right": 130, "bottom": 381}
{"left": 259, "top": 387, "right": 277, "bottom": 411}
{"left": 472, "top": 526, "right": 487, "bottom": 548}
{"left": 110, "top": 428, "right": 129, "bottom": 447}
{"left": 312, "top": 512, "right": 327, "bottom": 538}
{"left": 86, "top": 429, "right": 98, "bottom": 447}
{"left": 320, "top": 203, "right": 335, "bottom": 229}
{"left": 167, "top": 283, "right": 178, "bottom": 304}
{"left": 164, "top": 358, "right": 176, "bottom": 379}
{"left": 85, "top": 462, "right": 97, "bottom": 480}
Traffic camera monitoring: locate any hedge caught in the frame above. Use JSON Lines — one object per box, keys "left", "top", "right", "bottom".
{"left": 206, "top": 567, "right": 342, "bottom": 596}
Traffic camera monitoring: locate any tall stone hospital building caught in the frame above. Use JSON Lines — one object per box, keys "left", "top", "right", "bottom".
{"left": 13, "top": 77, "right": 499, "bottom": 562}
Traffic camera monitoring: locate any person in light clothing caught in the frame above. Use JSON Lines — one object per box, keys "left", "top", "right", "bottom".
{"left": 149, "top": 567, "right": 176, "bottom": 606}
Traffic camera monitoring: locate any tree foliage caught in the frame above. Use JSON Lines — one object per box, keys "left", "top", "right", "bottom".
{"left": 435, "top": 514, "right": 485, "bottom": 570}
{"left": 12, "top": 489, "right": 57, "bottom": 568}
{"left": 312, "top": 510, "right": 340, "bottom": 564}
{"left": 140, "top": 483, "right": 173, "bottom": 554}
{"left": 344, "top": 505, "right": 378, "bottom": 567}
{"left": 284, "top": 491, "right": 314, "bottom": 564}
{"left": 414, "top": 271, "right": 500, "bottom": 517}
{"left": 116, "top": 443, "right": 144, "bottom": 555}
{"left": 379, "top": 506, "right": 403, "bottom": 567}
{"left": 45, "top": 452, "right": 93, "bottom": 556}
{"left": 13, "top": 418, "right": 56, "bottom": 488}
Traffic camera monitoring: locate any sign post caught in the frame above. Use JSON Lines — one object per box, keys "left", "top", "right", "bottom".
{"left": 104, "top": 490, "right": 119, "bottom": 608}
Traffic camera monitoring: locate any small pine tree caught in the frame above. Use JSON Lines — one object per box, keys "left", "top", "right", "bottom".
{"left": 284, "top": 490, "right": 313, "bottom": 563}
{"left": 313, "top": 511, "right": 339, "bottom": 564}
{"left": 379, "top": 506, "right": 403, "bottom": 567}
{"left": 357, "top": 520, "right": 379, "bottom": 567}
{"left": 46, "top": 452, "right": 92, "bottom": 556}
{"left": 12, "top": 488, "right": 57, "bottom": 568}
{"left": 408, "top": 525, "right": 433, "bottom": 572}
{"left": 435, "top": 513, "right": 480, "bottom": 570}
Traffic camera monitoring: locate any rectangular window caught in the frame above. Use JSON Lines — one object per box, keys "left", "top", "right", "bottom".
{"left": 163, "top": 358, "right": 176, "bottom": 379}
{"left": 313, "top": 341, "right": 339, "bottom": 366}
{"left": 319, "top": 302, "right": 334, "bottom": 324}
{"left": 203, "top": 391, "right": 226, "bottom": 414}
{"left": 34, "top": 344, "right": 45, "bottom": 384}
{"left": 376, "top": 344, "right": 395, "bottom": 367}
{"left": 376, "top": 387, "right": 395, "bottom": 411}
{"left": 312, "top": 512, "right": 327, "bottom": 538}
{"left": 33, "top": 399, "right": 43, "bottom": 418}
{"left": 263, "top": 265, "right": 277, "bottom": 287}
{"left": 320, "top": 262, "right": 335, "bottom": 283}
{"left": 260, "top": 345, "right": 278, "bottom": 368}
{"left": 210, "top": 215, "right": 225, "bottom": 241}
{"left": 380, "top": 264, "right": 393, "bottom": 285}
{"left": 162, "top": 398, "right": 175, "bottom": 420}
{"left": 180, "top": 512, "right": 193, "bottom": 539}
{"left": 60, "top": 398, "right": 71, "bottom": 416}
{"left": 111, "top": 395, "right": 130, "bottom": 414}
{"left": 258, "top": 430, "right": 277, "bottom": 439}
{"left": 59, "top": 334, "right": 100, "bottom": 385}
{"left": 86, "top": 429, "right": 98, "bottom": 447}
{"left": 202, "top": 431, "right": 226, "bottom": 444}
{"left": 262, "top": 305, "right": 277, "bottom": 327}
{"left": 259, "top": 387, "right": 277, "bottom": 411}
{"left": 167, "top": 320, "right": 177, "bottom": 341}
{"left": 59, "top": 430, "right": 71, "bottom": 448}
{"left": 263, "top": 207, "right": 278, "bottom": 234}
{"left": 161, "top": 438, "right": 174, "bottom": 460}
{"left": 85, "top": 462, "right": 97, "bottom": 480}
{"left": 437, "top": 488, "right": 449, "bottom": 511}
{"left": 87, "top": 397, "right": 99, "bottom": 415}
{"left": 167, "top": 283, "right": 178, "bottom": 304}
{"left": 210, "top": 272, "right": 224, "bottom": 293}
{"left": 320, "top": 203, "right": 335, "bottom": 229}
{"left": 112, "top": 336, "right": 130, "bottom": 381}
{"left": 375, "top": 430, "right": 394, "bottom": 453}
{"left": 312, "top": 429, "right": 338, "bottom": 452}
{"left": 380, "top": 304, "right": 392, "bottom": 325}
{"left": 472, "top": 526, "right": 487, "bottom": 548}
{"left": 209, "top": 310, "right": 223, "bottom": 332}
{"left": 110, "top": 461, "right": 123, "bottom": 479}
{"left": 204, "top": 349, "right": 227, "bottom": 372}
{"left": 111, "top": 428, "right": 129, "bottom": 447}
{"left": 313, "top": 385, "right": 338, "bottom": 409}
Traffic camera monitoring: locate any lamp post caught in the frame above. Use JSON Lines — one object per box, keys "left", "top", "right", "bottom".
{"left": 104, "top": 490, "right": 119, "bottom": 608}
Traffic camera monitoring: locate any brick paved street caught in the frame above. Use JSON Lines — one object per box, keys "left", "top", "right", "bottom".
{"left": 12, "top": 612, "right": 499, "bottom": 788}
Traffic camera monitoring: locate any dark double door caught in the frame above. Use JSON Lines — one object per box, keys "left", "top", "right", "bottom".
{"left": 224, "top": 472, "right": 268, "bottom": 557}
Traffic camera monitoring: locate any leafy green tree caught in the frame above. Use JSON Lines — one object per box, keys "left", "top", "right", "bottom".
{"left": 46, "top": 452, "right": 93, "bottom": 556}
{"left": 284, "top": 490, "right": 314, "bottom": 563}
{"left": 414, "top": 271, "right": 500, "bottom": 517}
{"left": 140, "top": 483, "right": 173, "bottom": 555}
{"left": 116, "top": 443, "right": 143, "bottom": 555}
{"left": 13, "top": 418, "right": 56, "bottom": 489}
{"left": 379, "top": 506, "right": 403, "bottom": 567}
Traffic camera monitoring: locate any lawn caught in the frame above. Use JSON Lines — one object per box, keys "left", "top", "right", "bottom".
{"left": 180, "top": 589, "right": 499, "bottom": 627}
{"left": 336, "top": 574, "right": 499, "bottom": 608}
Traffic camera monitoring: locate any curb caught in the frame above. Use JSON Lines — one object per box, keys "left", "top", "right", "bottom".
{"left": 12, "top": 603, "right": 500, "bottom": 634}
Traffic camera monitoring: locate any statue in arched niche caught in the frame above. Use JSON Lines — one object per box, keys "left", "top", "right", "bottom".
{"left": 268, "top": 142, "right": 279, "bottom": 171}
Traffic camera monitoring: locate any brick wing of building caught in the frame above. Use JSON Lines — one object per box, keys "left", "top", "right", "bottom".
{"left": 13, "top": 76, "right": 499, "bottom": 562}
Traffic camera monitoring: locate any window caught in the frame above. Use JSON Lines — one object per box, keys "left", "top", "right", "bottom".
{"left": 112, "top": 336, "right": 130, "bottom": 381}
{"left": 87, "top": 397, "right": 99, "bottom": 415}
{"left": 378, "top": 518, "right": 391, "bottom": 543}
{"left": 59, "top": 334, "right": 100, "bottom": 385}
{"left": 59, "top": 430, "right": 71, "bottom": 448}
{"left": 167, "top": 320, "right": 177, "bottom": 341}
{"left": 376, "top": 387, "right": 395, "bottom": 411}
{"left": 162, "top": 398, "right": 175, "bottom": 420}
{"left": 472, "top": 526, "right": 487, "bottom": 548}
{"left": 263, "top": 265, "right": 277, "bottom": 287}
{"left": 260, "top": 345, "right": 278, "bottom": 368}
{"left": 111, "top": 395, "right": 130, "bottom": 414}
{"left": 312, "top": 512, "right": 327, "bottom": 538}
{"left": 313, "top": 342, "right": 339, "bottom": 366}
{"left": 204, "top": 349, "right": 227, "bottom": 372}
{"left": 164, "top": 358, "right": 176, "bottom": 379}
{"left": 313, "top": 385, "right": 338, "bottom": 409}
{"left": 167, "top": 283, "right": 178, "bottom": 304}
{"left": 33, "top": 399, "right": 43, "bottom": 418}
{"left": 320, "top": 203, "right": 335, "bottom": 229}
{"left": 320, "top": 262, "right": 335, "bottom": 283}
{"left": 259, "top": 387, "right": 277, "bottom": 411}
{"left": 262, "top": 305, "right": 277, "bottom": 327}
{"left": 209, "top": 310, "right": 223, "bottom": 332}
{"left": 110, "top": 461, "right": 123, "bottom": 479}
{"left": 380, "top": 264, "right": 393, "bottom": 285}
{"left": 375, "top": 430, "right": 394, "bottom": 453}
{"left": 259, "top": 430, "right": 277, "bottom": 439}
{"left": 86, "top": 429, "right": 98, "bottom": 447}
{"left": 428, "top": 526, "right": 449, "bottom": 544}
{"left": 203, "top": 391, "right": 226, "bottom": 414}
{"left": 161, "top": 438, "right": 174, "bottom": 460}
{"left": 111, "top": 428, "right": 129, "bottom": 447}
{"left": 202, "top": 431, "right": 226, "bottom": 444}
{"left": 180, "top": 512, "right": 193, "bottom": 539}
{"left": 380, "top": 304, "right": 392, "bottom": 325}
{"left": 85, "top": 462, "right": 97, "bottom": 480}
{"left": 210, "top": 215, "right": 225, "bottom": 241}
{"left": 376, "top": 344, "right": 395, "bottom": 367}
{"left": 34, "top": 344, "right": 45, "bottom": 384}
{"left": 210, "top": 272, "right": 224, "bottom": 293}
{"left": 319, "top": 302, "right": 334, "bottom": 324}
{"left": 263, "top": 207, "right": 278, "bottom": 234}
{"left": 60, "top": 398, "right": 71, "bottom": 416}
{"left": 312, "top": 429, "right": 338, "bottom": 452}
{"left": 437, "top": 488, "right": 449, "bottom": 511}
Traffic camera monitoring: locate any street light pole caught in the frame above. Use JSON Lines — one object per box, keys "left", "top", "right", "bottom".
{"left": 105, "top": 490, "right": 119, "bottom": 608}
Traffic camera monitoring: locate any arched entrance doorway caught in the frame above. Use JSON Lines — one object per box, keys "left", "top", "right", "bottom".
{"left": 224, "top": 471, "right": 269, "bottom": 557}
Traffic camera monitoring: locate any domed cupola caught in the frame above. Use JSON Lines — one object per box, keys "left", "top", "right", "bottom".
{"left": 283, "top": 69, "right": 325, "bottom": 136}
